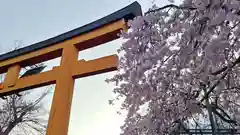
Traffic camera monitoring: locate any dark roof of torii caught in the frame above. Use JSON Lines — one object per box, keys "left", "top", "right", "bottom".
{"left": 0, "top": 1, "right": 142, "bottom": 62}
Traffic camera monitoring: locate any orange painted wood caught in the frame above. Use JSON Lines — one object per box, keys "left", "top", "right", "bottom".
{"left": 3, "top": 65, "right": 21, "bottom": 88}
{"left": 72, "top": 55, "right": 118, "bottom": 78}
{"left": 0, "top": 69, "right": 56, "bottom": 95}
{"left": 0, "top": 20, "right": 126, "bottom": 74}
{"left": 0, "top": 55, "right": 117, "bottom": 95}
{"left": 0, "top": 83, "right": 3, "bottom": 90}
{"left": 46, "top": 46, "right": 77, "bottom": 135}
{"left": 0, "top": 18, "right": 125, "bottom": 135}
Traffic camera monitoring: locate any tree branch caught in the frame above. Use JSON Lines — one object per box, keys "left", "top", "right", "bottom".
{"left": 211, "top": 56, "right": 240, "bottom": 75}
{"left": 201, "top": 56, "right": 240, "bottom": 102}
{"left": 175, "top": 120, "right": 192, "bottom": 135}
{"left": 212, "top": 109, "right": 236, "bottom": 124}
{"left": 200, "top": 71, "right": 228, "bottom": 103}
{"left": 145, "top": 4, "right": 196, "bottom": 15}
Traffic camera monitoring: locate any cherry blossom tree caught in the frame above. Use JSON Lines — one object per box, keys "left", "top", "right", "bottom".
{"left": 107, "top": 0, "right": 240, "bottom": 134}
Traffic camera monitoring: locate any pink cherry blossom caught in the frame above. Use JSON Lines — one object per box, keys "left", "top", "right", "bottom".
{"left": 107, "top": 0, "right": 240, "bottom": 134}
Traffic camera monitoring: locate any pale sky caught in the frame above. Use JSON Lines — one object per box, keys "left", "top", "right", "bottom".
{"left": 0, "top": 0, "right": 173, "bottom": 135}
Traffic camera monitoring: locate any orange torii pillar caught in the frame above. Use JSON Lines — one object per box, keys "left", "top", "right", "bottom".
{"left": 0, "top": 2, "right": 141, "bottom": 135}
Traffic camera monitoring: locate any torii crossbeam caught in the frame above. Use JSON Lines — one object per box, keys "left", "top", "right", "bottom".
{"left": 0, "top": 2, "right": 141, "bottom": 135}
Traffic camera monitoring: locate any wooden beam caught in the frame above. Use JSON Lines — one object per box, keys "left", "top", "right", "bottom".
{"left": 0, "top": 55, "right": 118, "bottom": 96}
{"left": 72, "top": 54, "right": 118, "bottom": 78}
{"left": 46, "top": 46, "right": 79, "bottom": 135}
{"left": 0, "top": 69, "right": 57, "bottom": 96}
{"left": 0, "top": 20, "right": 126, "bottom": 74}
{"left": 4, "top": 64, "right": 21, "bottom": 88}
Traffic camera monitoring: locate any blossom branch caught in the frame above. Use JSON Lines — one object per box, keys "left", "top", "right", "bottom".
{"left": 145, "top": 4, "right": 196, "bottom": 15}
{"left": 211, "top": 56, "right": 240, "bottom": 75}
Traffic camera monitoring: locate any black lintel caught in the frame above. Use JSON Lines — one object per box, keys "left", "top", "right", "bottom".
{"left": 0, "top": 1, "right": 142, "bottom": 62}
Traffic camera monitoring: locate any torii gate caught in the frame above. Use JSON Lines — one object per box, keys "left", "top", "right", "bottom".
{"left": 0, "top": 2, "right": 141, "bottom": 135}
